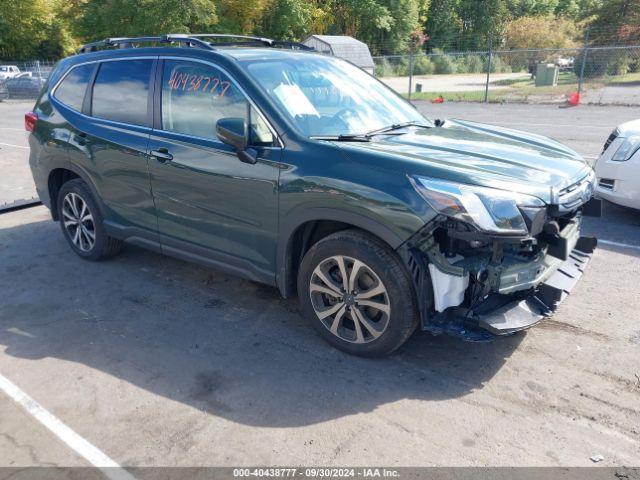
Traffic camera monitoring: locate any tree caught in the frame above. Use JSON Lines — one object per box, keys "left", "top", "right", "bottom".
{"left": 373, "top": 0, "right": 423, "bottom": 53}
{"left": 214, "top": 0, "right": 268, "bottom": 34}
{"left": 586, "top": 0, "right": 640, "bottom": 45}
{"left": 506, "top": 0, "right": 559, "bottom": 17}
{"left": 73, "top": 0, "right": 217, "bottom": 41}
{"left": 504, "top": 15, "right": 579, "bottom": 49}
{"left": 326, "top": 0, "right": 392, "bottom": 50}
{"left": 424, "top": 0, "right": 463, "bottom": 50}
{"left": 259, "top": 0, "right": 316, "bottom": 40}
{"left": 0, "top": 0, "right": 76, "bottom": 60}
{"left": 457, "top": 0, "right": 510, "bottom": 50}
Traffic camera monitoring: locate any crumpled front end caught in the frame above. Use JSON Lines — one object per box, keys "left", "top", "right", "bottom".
{"left": 399, "top": 191, "right": 601, "bottom": 341}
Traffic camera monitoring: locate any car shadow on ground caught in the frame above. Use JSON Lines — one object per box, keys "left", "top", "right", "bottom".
{"left": 0, "top": 217, "right": 525, "bottom": 427}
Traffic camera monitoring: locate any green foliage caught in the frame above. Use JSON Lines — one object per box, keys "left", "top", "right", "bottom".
{"left": 461, "top": 54, "right": 485, "bottom": 73}
{"left": 258, "top": 0, "right": 315, "bottom": 40}
{"left": 0, "top": 0, "right": 76, "bottom": 60}
{"left": 586, "top": 0, "right": 640, "bottom": 45}
{"left": 374, "top": 58, "right": 395, "bottom": 77}
{"left": 506, "top": 0, "right": 560, "bottom": 17}
{"left": 0, "top": 0, "right": 631, "bottom": 64}
{"left": 504, "top": 15, "right": 579, "bottom": 50}
{"left": 395, "top": 58, "right": 411, "bottom": 76}
{"left": 413, "top": 55, "right": 435, "bottom": 74}
{"left": 431, "top": 49, "right": 457, "bottom": 74}
{"left": 326, "top": 0, "right": 423, "bottom": 55}
{"left": 489, "top": 56, "right": 512, "bottom": 73}
{"left": 424, "top": 0, "right": 463, "bottom": 50}
{"left": 606, "top": 56, "right": 633, "bottom": 76}
{"left": 72, "top": 0, "right": 217, "bottom": 41}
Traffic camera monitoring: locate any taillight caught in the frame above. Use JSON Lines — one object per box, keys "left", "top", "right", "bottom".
{"left": 25, "top": 111, "right": 38, "bottom": 132}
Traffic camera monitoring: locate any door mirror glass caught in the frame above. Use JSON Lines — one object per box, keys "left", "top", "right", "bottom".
{"left": 216, "top": 117, "right": 247, "bottom": 151}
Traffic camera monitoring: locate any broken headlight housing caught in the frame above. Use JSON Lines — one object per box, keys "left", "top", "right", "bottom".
{"left": 612, "top": 136, "right": 640, "bottom": 161}
{"left": 411, "top": 176, "right": 545, "bottom": 235}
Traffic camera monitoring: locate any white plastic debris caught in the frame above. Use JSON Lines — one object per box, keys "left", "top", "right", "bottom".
{"left": 590, "top": 454, "right": 604, "bottom": 463}
{"left": 428, "top": 256, "right": 469, "bottom": 313}
{"left": 429, "top": 266, "right": 469, "bottom": 312}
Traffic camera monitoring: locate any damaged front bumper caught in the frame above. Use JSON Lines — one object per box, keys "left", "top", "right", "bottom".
{"left": 468, "top": 237, "right": 596, "bottom": 336}
{"left": 399, "top": 207, "right": 599, "bottom": 341}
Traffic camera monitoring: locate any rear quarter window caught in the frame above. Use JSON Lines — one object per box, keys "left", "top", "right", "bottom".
{"left": 91, "top": 59, "right": 153, "bottom": 126}
{"left": 53, "top": 64, "right": 94, "bottom": 111}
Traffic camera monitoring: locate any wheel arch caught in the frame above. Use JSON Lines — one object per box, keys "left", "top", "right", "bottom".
{"left": 47, "top": 164, "right": 104, "bottom": 221}
{"left": 276, "top": 208, "right": 408, "bottom": 298}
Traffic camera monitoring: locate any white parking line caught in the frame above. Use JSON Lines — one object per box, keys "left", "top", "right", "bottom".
{"left": 0, "top": 141, "right": 28, "bottom": 149}
{"left": 599, "top": 239, "right": 640, "bottom": 251}
{"left": 0, "top": 372, "right": 136, "bottom": 480}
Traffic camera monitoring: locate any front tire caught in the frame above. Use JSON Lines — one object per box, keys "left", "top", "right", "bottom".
{"left": 57, "top": 179, "right": 123, "bottom": 260}
{"left": 297, "top": 230, "right": 418, "bottom": 357}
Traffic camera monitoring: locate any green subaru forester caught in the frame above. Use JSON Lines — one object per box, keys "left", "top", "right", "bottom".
{"left": 27, "top": 34, "right": 600, "bottom": 356}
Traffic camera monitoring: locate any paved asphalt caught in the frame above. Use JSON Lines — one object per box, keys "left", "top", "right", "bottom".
{"left": 0, "top": 100, "right": 639, "bottom": 470}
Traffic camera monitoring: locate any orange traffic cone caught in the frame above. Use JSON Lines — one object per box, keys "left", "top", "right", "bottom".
{"left": 567, "top": 92, "right": 580, "bottom": 106}
{"left": 431, "top": 95, "right": 444, "bottom": 104}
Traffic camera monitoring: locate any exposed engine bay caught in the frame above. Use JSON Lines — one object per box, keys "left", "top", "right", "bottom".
{"left": 399, "top": 198, "right": 601, "bottom": 341}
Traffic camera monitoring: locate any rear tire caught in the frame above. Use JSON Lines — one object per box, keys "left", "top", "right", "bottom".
{"left": 297, "top": 229, "right": 418, "bottom": 357}
{"left": 57, "top": 179, "right": 123, "bottom": 260}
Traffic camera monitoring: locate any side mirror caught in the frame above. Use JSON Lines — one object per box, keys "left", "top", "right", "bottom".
{"left": 216, "top": 117, "right": 246, "bottom": 150}
{"left": 216, "top": 117, "right": 257, "bottom": 165}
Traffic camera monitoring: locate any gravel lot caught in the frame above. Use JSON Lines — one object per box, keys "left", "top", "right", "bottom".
{"left": 1, "top": 99, "right": 639, "bottom": 469}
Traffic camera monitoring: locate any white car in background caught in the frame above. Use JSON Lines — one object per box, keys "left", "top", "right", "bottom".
{"left": 0, "top": 65, "right": 21, "bottom": 81}
{"left": 595, "top": 119, "right": 640, "bottom": 210}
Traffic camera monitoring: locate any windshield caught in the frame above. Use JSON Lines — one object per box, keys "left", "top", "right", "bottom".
{"left": 242, "top": 55, "right": 428, "bottom": 138}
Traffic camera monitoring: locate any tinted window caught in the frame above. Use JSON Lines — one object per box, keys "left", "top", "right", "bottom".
{"left": 92, "top": 59, "right": 152, "bottom": 126}
{"left": 54, "top": 64, "right": 94, "bottom": 111}
{"left": 161, "top": 60, "right": 248, "bottom": 140}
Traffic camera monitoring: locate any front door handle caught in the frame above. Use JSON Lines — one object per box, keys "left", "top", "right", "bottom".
{"left": 150, "top": 148, "right": 173, "bottom": 163}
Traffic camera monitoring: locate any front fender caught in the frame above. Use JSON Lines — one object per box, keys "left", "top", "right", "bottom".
{"left": 276, "top": 207, "right": 414, "bottom": 297}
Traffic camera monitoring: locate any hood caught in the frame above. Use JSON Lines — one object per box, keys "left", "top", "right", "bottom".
{"left": 338, "top": 119, "right": 592, "bottom": 204}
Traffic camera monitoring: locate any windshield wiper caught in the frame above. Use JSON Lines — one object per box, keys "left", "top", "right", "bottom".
{"left": 310, "top": 134, "right": 372, "bottom": 142}
{"left": 364, "top": 121, "right": 432, "bottom": 137}
{"left": 310, "top": 121, "right": 432, "bottom": 142}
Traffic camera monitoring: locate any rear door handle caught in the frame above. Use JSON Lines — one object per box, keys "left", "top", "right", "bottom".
{"left": 150, "top": 148, "right": 173, "bottom": 163}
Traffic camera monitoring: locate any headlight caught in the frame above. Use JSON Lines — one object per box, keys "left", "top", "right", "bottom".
{"left": 612, "top": 136, "right": 640, "bottom": 161}
{"left": 411, "top": 176, "right": 545, "bottom": 235}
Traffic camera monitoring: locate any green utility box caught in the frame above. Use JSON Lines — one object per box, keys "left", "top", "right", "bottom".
{"left": 535, "top": 63, "right": 559, "bottom": 87}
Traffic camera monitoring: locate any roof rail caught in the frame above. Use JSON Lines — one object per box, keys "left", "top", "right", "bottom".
{"left": 77, "top": 35, "right": 215, "bottom": 54}
{"left": 77, "top": 34, "right": 314, "bottom": 55}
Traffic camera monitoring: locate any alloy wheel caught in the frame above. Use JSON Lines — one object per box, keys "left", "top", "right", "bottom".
{"left": 62, "top": 192, "right": 96, "bottom": 252}
{"left": 309, "top": 255, "right": 391, "bottom": 344}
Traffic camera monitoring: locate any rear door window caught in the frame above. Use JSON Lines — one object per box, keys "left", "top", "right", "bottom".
{"left": 92, "top": 59, "right": 153, "bottom": 126}
{"left": 54, "top": 64, "right": 94, "bottom": 111}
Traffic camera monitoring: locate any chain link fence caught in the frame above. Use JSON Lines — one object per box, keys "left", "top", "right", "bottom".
{"left": 2, "top": 43, "right": 640, "bottom": 105}
{"left": 373, "top": 44, "right": 640, "bottom": 105}
{"left": 0, "top": 60, "right": 56, "bottom": 101}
